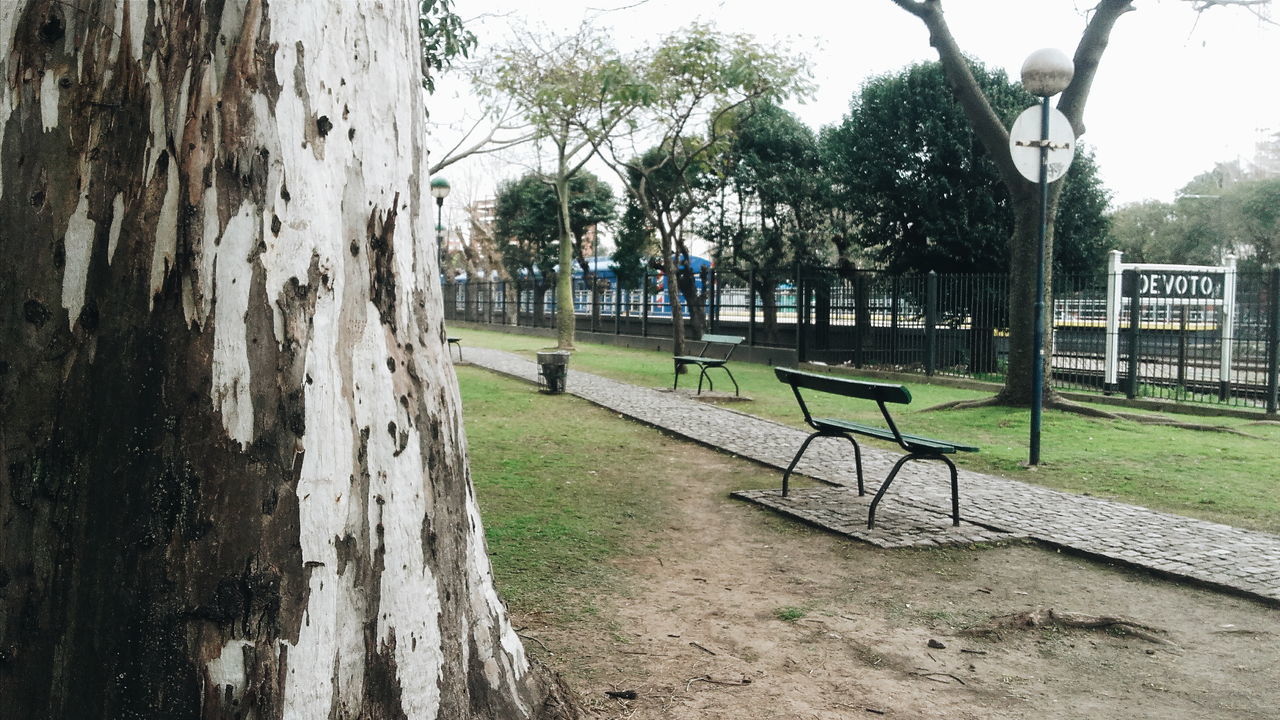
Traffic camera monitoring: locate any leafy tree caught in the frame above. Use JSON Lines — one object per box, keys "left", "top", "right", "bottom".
{"left": 887, "top": 0, "right": 1270, "bottom": 408}
{"left": 419, "top": 0, "right": 476, "bottom": 93}
{"left": 494, "top": 172, "right": 616, "bottom": 316}
{"left": 1230, "top": 178, "right": 1280, "bottom": 268}
{"left": 824, "top": 60, "right": 1109, "bottom": 276}
{"left": 489, "top": 25, "right": 640, "bottom": 349}
{"left": 704, "top": 103, "right": 826, "bottom": 340}
{"left": 588, "top": 24, "right": 811, "bottom": 352}
{"left": 611, "top": 197, "right": 657, "bottom": 291}
{"left": 495, "top": 175, "right": 562, "bottom": 284}
{"left": 1053, "top": 148, "right": 1112, "bottom": 275}
{"left": 1107, "top": 200, "right": 1181, "bottom": 263}
{"left": 823, "top": 60, "right": 1111, "bottom": 370}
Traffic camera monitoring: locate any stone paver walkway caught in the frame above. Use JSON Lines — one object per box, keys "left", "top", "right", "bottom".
{"left": 464, "top": 347, "right": 1280, "bottom": 603}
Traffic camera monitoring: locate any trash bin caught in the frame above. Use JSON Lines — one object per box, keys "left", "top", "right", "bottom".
{"left": 536, "top": 351, "right": 570, "bottom": 394}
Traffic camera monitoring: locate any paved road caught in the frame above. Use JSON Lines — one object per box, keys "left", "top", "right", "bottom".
{"left": 463, "top": 347, "right": 1280, "bottom": 604}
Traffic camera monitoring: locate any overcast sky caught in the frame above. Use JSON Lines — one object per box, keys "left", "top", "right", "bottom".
{"left": 433, "top": 0, "right": 1278, "bottom": 211}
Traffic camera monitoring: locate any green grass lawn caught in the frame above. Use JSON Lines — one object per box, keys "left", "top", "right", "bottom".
{"left": 458, "top": 366, "right": 670, "bottom": 618}
{"left": 454, "top": 327, "right": 1280, "bottom": 534}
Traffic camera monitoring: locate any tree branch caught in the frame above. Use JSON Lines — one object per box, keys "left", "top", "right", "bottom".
{"left": 1057, "top": 1, "right": 1135, "bottom": 137}
{"left": 889, "top": 0, "right": 1023, "bottom": 190}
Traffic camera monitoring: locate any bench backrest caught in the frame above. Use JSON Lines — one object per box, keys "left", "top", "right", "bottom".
{"left": 775, "top": 367, "right": 912, "bottom": 440}
{"left": 693, "top": 334, "right": 744, "bottom": 360}
{"left": 774, "top": 368, "right": 911, "bottom": 405}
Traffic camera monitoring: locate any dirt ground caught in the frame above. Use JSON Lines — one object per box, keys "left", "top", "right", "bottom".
{"left": 514, "top": 448, "right": 1280, "bottom": 720}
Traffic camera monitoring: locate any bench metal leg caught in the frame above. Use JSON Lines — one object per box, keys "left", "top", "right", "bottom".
{"left": 696, "top": 365, "right": 712, "bottom": 394}
{"left": 782, "top": 431, "right": 854, "bottom": 497}
{"left": 867, "top": 453, "right": 960, "bottom": 529}
{"left": 845, "top": 435, "right": 865, "bottom": 496}
{"left": 720, "top": 365, "right": 740, "bottom": 396}
{"left": 673, "top": 360, "right": 683, "bottom": 392}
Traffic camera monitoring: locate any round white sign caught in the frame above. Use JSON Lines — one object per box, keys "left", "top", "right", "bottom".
{"left": 1009, "top": 106, "right": 1075, "bottom": 183}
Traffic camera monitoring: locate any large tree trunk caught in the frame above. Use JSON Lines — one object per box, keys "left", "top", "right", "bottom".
{"left": 553, "top": 174, "right": 575, "bottom": 349}
{"left": 998, "top": 191, "right": 1060, "bottom": 404}
{"left": 0, "top": 2, "right": 567, "bottom": 717}
{"left": 890, "top": 0, "right": 1132, "bottom": 407}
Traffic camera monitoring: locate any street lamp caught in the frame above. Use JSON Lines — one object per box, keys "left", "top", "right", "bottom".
{"left": 430, "top": 176, "right": 451, "bottom": 277}
{"left": 1020, "top": 48, "right": 1073, "bottom": 466}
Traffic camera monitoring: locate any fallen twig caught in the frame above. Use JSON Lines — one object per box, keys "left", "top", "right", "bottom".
{"left": 689, "top": 641, "right": 717, "bottom": 655}
{"left": 911, "top": 670, "right": 967, "bottom": 685}
{"left": 516, "top": 632, "right": 552, "bottom": 655}
{"left": 686, "top": 675, "right": 752, "bottom": 691}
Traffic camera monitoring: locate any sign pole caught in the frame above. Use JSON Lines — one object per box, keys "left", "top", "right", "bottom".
{"left": 1029, "top": 95, "right": 1051, "bottom": 466}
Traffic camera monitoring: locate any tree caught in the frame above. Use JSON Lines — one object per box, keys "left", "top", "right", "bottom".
{"left": 705, "top": 103, "right": 826, "bottom": 342}
{"left": 588, "top": 24, "right": 810, "bottom": 354}
{"left": 419, "top": 0, "right": 476, "bottom": 93}
{"left": 887, "top": 0, "right": 1268, "bottom": 406}
{"left": 824, "top": 60, "right": 1110, "bottom": 276}
{"left": 823, "top": 59, "right": 1110, "bottom": 371}
{"left": 610, "top": 197, "right": 657, "bottom": 292}
{"left": 0, "top": 2, "right": 570, "bottom": 717}
{"left": 1229, "top": 178, "right": 1280, "bottom": 267}
{"left": 489, "top": 25, "right": 638, "bottom": 349}
{"left": 494, "top": 172, "right": 616, "bottom": 316}
{"left": 1107, "top": 199, "right": 1175, "bottom": 263}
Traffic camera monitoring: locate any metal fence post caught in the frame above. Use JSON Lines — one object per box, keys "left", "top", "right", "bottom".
{"left": 890, "top": 275, "right": 900, "bottom": 365}
{"left": 614, "top": 278, "right": 622, "bottom": 335}
{"left": 1268, "top": 267, "right": 1280, "bottom": 415}
{"left": 709, "top": 268, "right": 719, "bottom": 334}
{"left": 1125, "top": 269, "right": 1141, "bottom": 399}
{"left": 641, "top": 269, "right": 649, "bottom": 338}
{"left": 795, "top": 265, "right": 806, "bottom": 364}
{"left": 925, "top": 271, "right": 937, "bottom": 376}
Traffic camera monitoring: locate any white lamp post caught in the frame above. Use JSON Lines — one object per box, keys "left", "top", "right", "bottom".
{"left": 430, "top": 176, "right": 451, "bottom": 276}
{"left": 1020, "top": 48, "right": 1073, "bottom": 466}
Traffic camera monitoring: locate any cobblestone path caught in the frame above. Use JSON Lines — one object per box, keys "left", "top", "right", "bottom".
{"left": 464, "top": 347, "right": 1280, "bottom": 604}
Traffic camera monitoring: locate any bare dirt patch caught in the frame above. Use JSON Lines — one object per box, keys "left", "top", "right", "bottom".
{"left": 514, "top": 447, "right": 1279, "bottom": 719}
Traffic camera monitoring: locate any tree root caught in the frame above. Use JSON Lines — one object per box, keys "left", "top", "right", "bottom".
{"left": 962, "top": 608, "right": 1179, "bottom": 650}
{"left": 924, "top": 394, "right": 1261, "bottom": 437}
{"left": 531, "top": 660, "right": 586, "bottom": 720}
{"left": 922, "top": 396, "right": 1008, "bottom": 411}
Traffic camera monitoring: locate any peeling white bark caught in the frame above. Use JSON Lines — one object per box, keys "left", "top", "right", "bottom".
{"left": 125, "top": 0, "right": 146, "bottom": 63}
{"left": 107, "top": 193, "right": 124, "bottom": 264}
{"left": 210, "top": 203, "right": 257, "bottom": 447}
{"left": 149, "top": 157, "right": 179, "bottom": 306}
{"left": 60, "top": 179, "right": 94, "bottom": 327}
{"left": 39, "top": 70, "right": 58, "bottom": 132}
{"left": 0, "top": 8, "right": 17, "bottom": 202}
{"left": 205, "top": 639, "right": 254, "bottom": 704}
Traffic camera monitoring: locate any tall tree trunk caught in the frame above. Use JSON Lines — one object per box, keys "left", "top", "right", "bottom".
{"left": 998, "top": 191, "right": 1059, "bottom": 404}
{"left": 658, "top": 231, "right": 687, "bottom": 356}
{"left": 0, "top": 2, "right": 569, "bottom": 717}
{"left": 553, "top": 174, "right": 575, "bottom": 349}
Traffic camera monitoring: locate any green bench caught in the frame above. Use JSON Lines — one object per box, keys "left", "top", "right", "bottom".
{"left": 774, "top": 367, "right": 978, "bottom": 529}
{"left": 673, "top": 334, "right": 744, "bottom": 396}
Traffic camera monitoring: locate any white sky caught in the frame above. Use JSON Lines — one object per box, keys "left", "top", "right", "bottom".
{"left": 432, "top": 0, "right": 1278, "bottom": 215}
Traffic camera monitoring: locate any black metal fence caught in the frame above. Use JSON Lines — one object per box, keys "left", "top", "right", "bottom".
{"left": 442, "top": 266, "right": 1280, "bottom": 413}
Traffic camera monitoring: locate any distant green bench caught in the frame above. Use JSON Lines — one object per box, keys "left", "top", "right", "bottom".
{"left": 673, "top": 334, "right": 744, "bottom": 396}
{"left": 447, "top": 336, "right": 462, "bottom": 361}
{"left": 774, "top": 367, "right": 978, "bottom": 529}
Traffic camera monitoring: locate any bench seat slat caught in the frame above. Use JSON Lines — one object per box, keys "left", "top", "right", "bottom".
{"left": 774, "top": 367, "right": 911, "bottom": 404}
{"left": 673, "top": 355, "right": 726, "bottom": 364}
{"left": 812, "top": 418, "right": 977, "bottom": 453}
